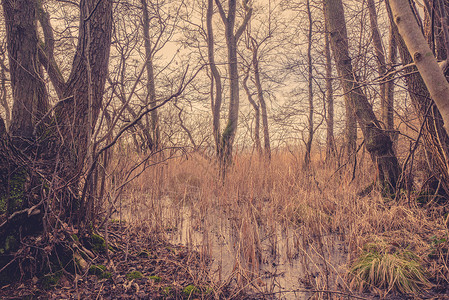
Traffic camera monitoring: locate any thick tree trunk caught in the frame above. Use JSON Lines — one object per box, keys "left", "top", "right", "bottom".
{"left": 3, "top": 0, "right": 48, "bottom": 142}
{"left": 390, "top": 0, "right": 449, "bottom": 135}
{"left": 53, "top": 0, "right": 112, "bottom": 222}
{"left": 386, "top": 0, "right": 449, "bottom": 194}
{"left": 1, "top": 0, "right": 49, "bottom": 222}
{"left": 325, "top": 0, "right": 400, "bottom": 192}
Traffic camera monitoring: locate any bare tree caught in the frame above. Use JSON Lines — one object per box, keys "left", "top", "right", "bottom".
{"left": 215, "top": 0, "right": 252, "bottom": 166}
{"left": 141, "top": 0, "right": 160, "bottom": 150}
{"left": 207, "top": 0, "right": 224, "bottom": 156}
{"left": 390, "top": 0, "right": 449, "bottom": 136}
{"left": 242, "top": 66, "right": 262, "bottom": 154}
{"left": 324, "top": 20, "right": 335, "bottom": 161}
{"left": 324, "top": 0, "right": 400, "bottom": 191}
{"left": 304, "top": 0, "right": 314, "bottom": 166}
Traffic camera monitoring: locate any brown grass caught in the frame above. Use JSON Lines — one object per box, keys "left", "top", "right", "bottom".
{"left": 103, "top": 148, "right": 449, "bottom": 298}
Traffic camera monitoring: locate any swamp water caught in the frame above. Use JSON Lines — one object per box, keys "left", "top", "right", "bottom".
{"left": 118, "top": 194, "right": 348, "bottom": 299}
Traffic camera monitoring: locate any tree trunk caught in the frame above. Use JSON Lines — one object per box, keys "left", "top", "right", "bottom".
{"left": 207, "top": 0, "right": 223, "bottom": 157}
{"left": 251, "top": 40, "right": 271, "bottom": 161}
{"left": 324, "top": 0, "right": 400, "bottom": 192}
{"left": 367, "top": 0, "right": 389, "bottom": 129}
{"left": 3, "top": 0, "right": 48, "bottom": 142}
{"left": 324, "top": 21, "right": 335, "bottom": 161}
{"left": 0, "top": 51, "right": 10, "bottom": 129}
{"left": 243, "top": 69, "right": 262, "bottom": 155}
{"left": 390, "top": 0, "right": 449, "bottom": 136}
{"left": 141, "top": 0, "right": 160, "bottom": 150}
{"left": 386, "top": 0, "right": 449, "bottom": 194}
{"left": 304, "top": 0, "right": 313, "bottom": 166}
{"left": 385, "top": 22, "right": 397, "bottom": 134}
{"left": 53, "top": 0, "right": 112, "bottom": 222}
{"left": 215, "top": 0, "right": 252, "bottom": 167}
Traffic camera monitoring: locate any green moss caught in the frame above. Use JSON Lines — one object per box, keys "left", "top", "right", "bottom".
{"left": 162, "top": 286, "right": 172, "bottom": 296}
{"left": 0, "top": 196, "right": 6, "bottom": 215}
{"left": 4, "top": 235, "right": 17, "bottom": 252}
{"left": 101, "top": 272, "right": 112, "bottom": 279}
{"left": 6, "top": 168, "right": 27, "bottom": 215}
{"left": 183, "top": 284, "right": 199, "bottom": 297}
{"left": 126, "top": 271, "right": 143, "bottom": 280}
{"left": 222, "top": 120, "right": 233, "bottom": 143}
{"left": 91, "top": 234, "right": 106, "bottom": 253}
{"left": 71, "top": 234, "right": 79, "bottom": 242}
{"left": 149, "top": 275, "right": 161, "bottom": 282}
{"left": 88, "top": 265, "right": 112, "bottom": 279}
{"left": 89, "top": 264, "right": 106, "bottom": 276}
{"left": 41, "top": 272, "right": 62, "bottom": 290}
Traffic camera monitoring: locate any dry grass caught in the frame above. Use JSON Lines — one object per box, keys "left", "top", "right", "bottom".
{"left": 104, "top": 147, "right": 449, "bottom": 297}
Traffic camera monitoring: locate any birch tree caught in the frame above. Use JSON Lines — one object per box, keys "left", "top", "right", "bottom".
{"left": 389, "top": 0, "right": 449, "bottom": 136}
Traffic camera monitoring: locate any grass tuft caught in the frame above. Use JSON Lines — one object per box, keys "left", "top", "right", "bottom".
{"left": 350, "top": 246, "right": 432, "bottom": 294}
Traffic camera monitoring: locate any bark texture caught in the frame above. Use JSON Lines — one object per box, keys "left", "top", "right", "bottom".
{"left": 141, "top": 0, "right": 159, "bottom": 150}
{"left": 251, "top": 39, "right": 271, "bottom": 160}
{"left": 387, "top": 0, "right": 449, "bottom": 194}
{"left": 215, "top": 0, "right": 252, "bottom": 166}
{"left": 3, "top": 0, "right": 48, "bottom": 141}
{"left": 390, "top": 0, "right": 449, "bottom": 135}
{"left": 207, "top": 0, "right": 223, "bottom": 156}
{"left": 324, "top": 20, "right": 335, "bottom": 160}
{"left": 243, "top": 70, "right": 262, "bottom": 155}
{"left": 325, "top": 0, "right": 400, "bottom": 192}
{"left": 304, "top": 0, "right": 313, "bottom": 166}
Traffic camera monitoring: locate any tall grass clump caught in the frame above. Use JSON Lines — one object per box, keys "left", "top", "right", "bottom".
{"left": 350, "top": 244, "right": 432, "bottom": 294}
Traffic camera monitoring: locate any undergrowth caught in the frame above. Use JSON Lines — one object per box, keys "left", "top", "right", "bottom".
{"left": 107, "top": 148, "right": 449, "bottom": 297}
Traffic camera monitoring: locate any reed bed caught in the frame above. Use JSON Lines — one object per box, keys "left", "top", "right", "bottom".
{"left": 106, "top": 147, "right": 449, "bottom": 298}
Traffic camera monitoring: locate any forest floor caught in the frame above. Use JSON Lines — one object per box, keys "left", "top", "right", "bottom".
{"left": 0, "top": 222, "right": 250, "bottom": 300}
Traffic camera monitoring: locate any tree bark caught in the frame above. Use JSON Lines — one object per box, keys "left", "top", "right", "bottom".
{"left": 304, "top": 0, "right": 313, "bottom": 166}
{"left": 243, "top": 68, "right": 262, "bottom": 155}
{"left": 386, "top": 0, "right": 449, "bottom": 193}
{"left": 207, "top": 0, "right": 223, "bottom": 157}
{"left": 385, "top": 22, "right": 397, "bottom": 134}
{"left": 215, "top": 0, "right": 252, "bottom": 166}
{"left": 324, "top": 0, "right": 400, "bottom": 192}
{"left": 0, "top": 52, "right": 10, "bottom": 130}
{"left": 324, "top": 21, "right": 335, "bottom": 161}
{"left": 53, "top": 0, "right": 112, "bottom": 221}
{"left": 251, "top": 39, "right": 271, "bottom": 161}
{"left": 3, "top": 0, "right": 48, "bottom": 142}
{"left": 141, "top": 0, "right": 160, "bottom": 150}
{"left": 390, "top": 0, "right": 449, "bottom": 136}
{"left": 367, "top": 0, "right": 389, "bottom": 129}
